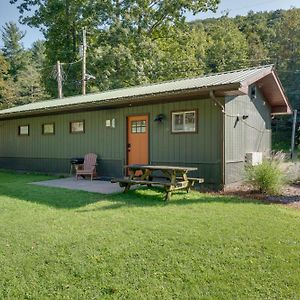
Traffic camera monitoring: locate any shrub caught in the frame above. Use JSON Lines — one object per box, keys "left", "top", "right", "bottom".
{"left": 245, "top": 159, "right": 285, "bottom": 195}
{"left": 285, "top": 162, "right": 300, "bottom": 184}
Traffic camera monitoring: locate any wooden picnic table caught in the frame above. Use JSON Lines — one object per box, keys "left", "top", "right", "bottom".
{"left": 111, "top": 164, "right": 204, "bottom": 201}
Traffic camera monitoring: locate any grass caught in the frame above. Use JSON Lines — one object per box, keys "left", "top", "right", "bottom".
{"left": 0, "top": 171, "right": 299, "bottom": 299}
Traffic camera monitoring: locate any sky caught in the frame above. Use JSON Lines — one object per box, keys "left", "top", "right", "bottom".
{"left": 0, "top": 0, "right": 299, "bottom": 49}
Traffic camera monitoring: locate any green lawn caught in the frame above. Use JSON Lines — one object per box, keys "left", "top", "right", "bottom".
{"left": 0, "top": 171, "right": 299, "bottom": 299}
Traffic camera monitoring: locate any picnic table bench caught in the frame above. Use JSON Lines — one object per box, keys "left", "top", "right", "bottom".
{"left": 111, "top": 164, "right": 204, "bottom": 200}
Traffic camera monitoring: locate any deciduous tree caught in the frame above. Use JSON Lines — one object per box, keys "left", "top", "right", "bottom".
{"left": 204, "top": 17, "right": 249, "bottom": 72}
{"left": 11, "top": 0, "right": 220, "bottom": 95}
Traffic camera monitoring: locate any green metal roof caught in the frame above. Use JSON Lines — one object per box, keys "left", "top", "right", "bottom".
{"left": 0, "top": 65, "right": 290, "bottom": 118}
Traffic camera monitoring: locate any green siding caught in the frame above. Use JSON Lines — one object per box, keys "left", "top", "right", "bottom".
{"left": 0, "top": 98, "right": 222, "bottom": 185}
{"left": 224, "top": 85, "right": 272, "bottom": 184}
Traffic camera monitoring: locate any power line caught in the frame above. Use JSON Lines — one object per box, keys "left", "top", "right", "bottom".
{"left": 61, "top": 58, "right": 82, "bottom": 66}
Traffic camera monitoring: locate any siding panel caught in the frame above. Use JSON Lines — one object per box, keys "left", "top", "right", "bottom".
{"left": 224, "top": 85, "right": 272, "bottom": 184}
{"left": 0, "top": 98, "right": 223, "bottom": 185}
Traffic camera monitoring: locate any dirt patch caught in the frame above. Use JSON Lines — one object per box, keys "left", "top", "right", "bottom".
{"left": 287, "top": 201, "right": 300, "bottom": 210}
{"left": 219, "top": 182, "right": 300, "bottom": 208}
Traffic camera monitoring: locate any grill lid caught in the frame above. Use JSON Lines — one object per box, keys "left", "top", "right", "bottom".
{"left": 70, "top": 157, "right": 84, "bottom": 164}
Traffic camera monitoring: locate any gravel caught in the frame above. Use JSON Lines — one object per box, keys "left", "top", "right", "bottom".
{"left": 221, "top": 182, "right": 300, "bottom": 206}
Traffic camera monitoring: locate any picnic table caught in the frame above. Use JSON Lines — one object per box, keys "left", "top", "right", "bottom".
{"left": 111, "top": 164, "right": 204, "bottom": 201}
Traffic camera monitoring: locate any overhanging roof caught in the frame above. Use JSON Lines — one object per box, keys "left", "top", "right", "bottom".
{"left": 0, "top": 65, "right": 292, "bottom": 119}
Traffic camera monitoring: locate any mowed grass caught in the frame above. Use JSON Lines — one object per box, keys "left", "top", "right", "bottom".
{"left": 0, "top": 171, "right": 299, "bottom": 299}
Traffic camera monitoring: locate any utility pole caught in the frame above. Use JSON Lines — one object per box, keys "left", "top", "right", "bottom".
{"left": 57, "top": 60, "right": 63, "bottom": 99}
{"left": 291, "top": 109, "right": 297, "bottom": 160}
{"left": 82, "top": 27, "right": 87, "bottom": 96}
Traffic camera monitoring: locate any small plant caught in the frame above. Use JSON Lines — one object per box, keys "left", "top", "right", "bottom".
{"left": 245, "top": 156, "right": 285, "bottom": 195}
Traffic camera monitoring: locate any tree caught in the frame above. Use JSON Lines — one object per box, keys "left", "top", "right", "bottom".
{"left": 204, "top": 17, "right": 249, "bottom": 73}
{"left": 275, "top": 8, "right": 300, "bottom": 112}
{"left": 0, "top": 25, "right": 50, "bottom": 108}
{"left": 31, "top": 40, "right": 46, "bottom": 68}
{"left": 149, "top": 26, "right": 208, "bottom": 81}
{"left": 1, "top": 21, "right": 27, "bottom": 80}
{"left": 234, "top": 10, "right": 281, "bottom": 64}
{"left": 0, "top": 53, "right": 9, "bottom": 104}
{"left": 11, "top": 0, "right": 220, "bottom": 96}
{"left": 0, "top": 54, "right": 8, "bottom": 91}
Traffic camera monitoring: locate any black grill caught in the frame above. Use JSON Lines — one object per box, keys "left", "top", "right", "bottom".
{"left": 70, "top": 157, "right": 84, "bottom": 165}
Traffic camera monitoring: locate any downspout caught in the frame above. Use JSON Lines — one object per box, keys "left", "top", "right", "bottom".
{"left": 209, "top": 90, "right": 225, "bottom": 189}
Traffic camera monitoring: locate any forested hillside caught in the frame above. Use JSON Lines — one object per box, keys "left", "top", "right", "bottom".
{"left": 0, "top": 1, "right": 299, "bottom": 147}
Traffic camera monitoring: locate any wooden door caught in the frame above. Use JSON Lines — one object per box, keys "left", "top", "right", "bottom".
{"left": 127, "top": 115, "right": 149, "bottom": 165}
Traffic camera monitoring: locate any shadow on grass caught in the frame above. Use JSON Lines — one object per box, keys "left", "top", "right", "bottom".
{"left": 78, "top": 187, "right": 267, "bottom": 212}
{"left": 0, "top": 171, "right": 267, "bottom": 210}
{"left": 0, "top": 171, "right": 105, "bottom": 209}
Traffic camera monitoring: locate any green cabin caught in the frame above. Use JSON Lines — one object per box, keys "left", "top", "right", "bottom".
{"left": 0, "top": 65, "right": 291, "bottom": 188}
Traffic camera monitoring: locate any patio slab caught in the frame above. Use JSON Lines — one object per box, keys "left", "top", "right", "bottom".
{"left": 31, "top": 177, "right": 124, "bottom": 194}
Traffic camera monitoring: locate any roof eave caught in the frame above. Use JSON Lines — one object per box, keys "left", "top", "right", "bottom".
{"left": 239, "top": 66, "right": 292, "bottom": 115}
{"left": 0, "top": 83, "right": 242, "bottom": 120}
{"left": 270, "top": 70, "right": 293, "bottom": 115}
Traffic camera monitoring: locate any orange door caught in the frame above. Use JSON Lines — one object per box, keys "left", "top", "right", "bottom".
{"left": 127, "top": 115, "right": 149, "bottom": 165}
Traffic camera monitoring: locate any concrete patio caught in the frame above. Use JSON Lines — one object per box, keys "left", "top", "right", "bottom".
{"left": 31, "top": 177, "right": 124, "bottom": 194}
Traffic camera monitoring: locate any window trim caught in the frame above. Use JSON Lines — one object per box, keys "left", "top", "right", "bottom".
{"left": 130, "top": 120, "right": 147, "bottom": 134}
{"left": 42, "top": 123, "right": 55, "bottom": 135}
{"left": 171, "top": 109, "right": 198, "bottom": 134}
{"left": 18, "top": 125, "right": 30, "bottom": 136}
{"left": 69, "top": 120, "right": 85, "bottom": 134}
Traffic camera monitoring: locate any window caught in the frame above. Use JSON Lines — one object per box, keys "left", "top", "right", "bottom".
{"left": 70, "top": 121, "right": 85, "bottom": 133}
{"left": 42, "top": 123, "right": 55, "bottom": 135}
{"left": 18, "top": 125, "right": 29, "bottom": 136}
{"left": 171, "top": 110, "right": 197, "bottom": 133}
{"left": 131, "top": 120, "right": 146, "bottom": 133}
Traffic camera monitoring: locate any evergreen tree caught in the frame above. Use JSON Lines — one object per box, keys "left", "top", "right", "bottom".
{"left": 1, "top": 21, "right": 27, "bottom": 80}
{"left": 0, "top": 53, "right": 9, "bottom": 105}
{"left": 0, "top": 24, "right": 49, "bottom": 108}
{"left": 31, "top": 40, "right": 46, "bottom": 68}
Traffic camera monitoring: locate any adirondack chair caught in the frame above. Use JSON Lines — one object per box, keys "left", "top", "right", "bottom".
{"left": 75, "top": 153, "right": 97, "bottom": 181}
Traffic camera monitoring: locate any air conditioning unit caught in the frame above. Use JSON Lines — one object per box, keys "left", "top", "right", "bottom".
{"left": 245, "top": 152, "right": 263, "bottom": 166}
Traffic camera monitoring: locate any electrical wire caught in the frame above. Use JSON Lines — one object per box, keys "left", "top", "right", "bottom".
{"left": 60, "top": 58, "right": 82, "bottom": 66}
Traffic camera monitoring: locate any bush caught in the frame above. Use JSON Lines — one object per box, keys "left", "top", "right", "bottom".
{"left": 245, "top": 159, "right": 285, "bottom": 195}
{"left": 285, "top": 162, "right": 300, "bottom": 184}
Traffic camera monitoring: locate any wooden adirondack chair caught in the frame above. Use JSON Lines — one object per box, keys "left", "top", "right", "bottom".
{"left": 75, "top": 153, "right": 97, "bottom": 181}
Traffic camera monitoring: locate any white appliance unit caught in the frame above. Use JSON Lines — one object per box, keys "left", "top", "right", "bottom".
{"left": 245, "top": 152, "right": 263, "bottom": 166}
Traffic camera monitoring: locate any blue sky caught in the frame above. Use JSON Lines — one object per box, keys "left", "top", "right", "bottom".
{"left": 0, "top": 0, "right": 300, "bottom": 48}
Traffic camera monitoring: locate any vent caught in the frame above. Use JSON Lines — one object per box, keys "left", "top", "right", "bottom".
{"left": 250, "top": 86, "right": 257, "bottom": 100}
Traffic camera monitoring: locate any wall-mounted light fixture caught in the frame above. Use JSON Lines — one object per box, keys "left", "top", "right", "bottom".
{"left": 154, "top": 113, "right": 165, "bottom": 123}
{"left": 106, "top": 119, "right": 116, "bottom": 128}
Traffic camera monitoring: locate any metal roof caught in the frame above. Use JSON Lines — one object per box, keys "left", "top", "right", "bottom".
{"left": 0, "top": 65, "right": 289, "bottom": 118}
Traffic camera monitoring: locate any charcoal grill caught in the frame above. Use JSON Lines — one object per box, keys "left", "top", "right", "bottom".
{"left": 70, "top": 157, "right": 84, "bottom": 174}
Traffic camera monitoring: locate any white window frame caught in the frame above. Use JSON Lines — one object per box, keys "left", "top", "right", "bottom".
{"left": 18, "top": 125, "right": 29, "bottom": 136}
{"left": 171, "top": 110, "right": 197, "bottom": 133}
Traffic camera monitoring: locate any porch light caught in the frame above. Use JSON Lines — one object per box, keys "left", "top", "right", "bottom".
{"left": 154, "top": 113, "right": 165, "bottom": 122}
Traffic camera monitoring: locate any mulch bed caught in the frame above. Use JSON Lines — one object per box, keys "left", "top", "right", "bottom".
{"left": 217, "top": 182, "right": 300, "bottom": 208}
